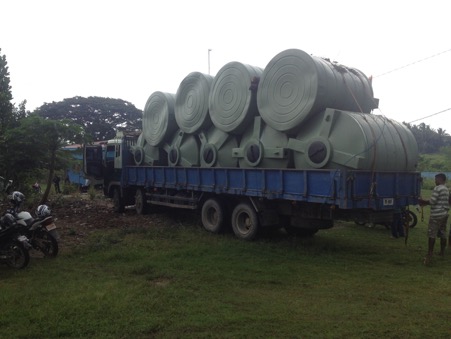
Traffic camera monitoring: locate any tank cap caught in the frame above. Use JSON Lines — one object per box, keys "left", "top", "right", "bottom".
{"left": 201, "top": 144, "right": 218, "bottom": 167}
{"left": 244, "top": 140, "right": 263, "bottom": 167}
{"left": 306, "top": 137, "right": 331, "bottom": 168}
{"left": 168, "top": 147, "right": 180, "bottom": 166}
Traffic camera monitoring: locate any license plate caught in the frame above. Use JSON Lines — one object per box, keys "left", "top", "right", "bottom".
{"left": 383, "top": 198, "right": 394, "bottom": 206}
{"left": 46, "top": 223, "right": 57, "bottom": 231}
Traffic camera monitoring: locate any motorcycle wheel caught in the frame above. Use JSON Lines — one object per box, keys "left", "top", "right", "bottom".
{"left": 34, "top": 231, "right": 59, "bottom": 257}
{"left": 6, "top": 242, "right": 30, "bottom": 269}
{"left": 406, "top": 210, "right": 418, "bottom": 228}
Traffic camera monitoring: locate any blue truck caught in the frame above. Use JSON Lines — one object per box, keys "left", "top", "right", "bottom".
{"left": 84, "top": 132, "right": 421, "bottom": 240}
{"left": 83, "top": 48, "right": 422, "bottom": 240}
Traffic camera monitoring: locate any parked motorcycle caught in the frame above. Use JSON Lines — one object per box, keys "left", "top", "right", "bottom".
{"left": 7, "top": 192, "right": 59, "bottom": 257}
{"left": 10, "top": 206, "right": 59, "bottom": 257}
{"left": 0, "top": 213, "right": 31, "bottom": 269}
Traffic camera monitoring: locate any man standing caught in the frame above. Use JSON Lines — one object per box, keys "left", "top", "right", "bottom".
{"left": 53, "top": 175, "right": 61, "bottom": 194}
{"left": 418, "top": 173, "right": 449, "bottom": 265}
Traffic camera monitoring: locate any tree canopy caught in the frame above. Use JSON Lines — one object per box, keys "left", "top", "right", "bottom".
{"left": 3, "top": 114, "right": 84, "bottom": 202}
{"left": 0, "top": 48, "right": 14, "bottom": 135}
{"left": 0, "top": 49, "right": 85, "bottom": 202}
{"left": 403, "top": 122, "right": 451, "bottom": 154}
{"left": 35, "top": 96, "right": 142, "bottom": 141}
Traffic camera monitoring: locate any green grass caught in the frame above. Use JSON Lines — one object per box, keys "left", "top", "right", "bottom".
{"left": 1, "top": 204, "right": 450, "bottom": 338}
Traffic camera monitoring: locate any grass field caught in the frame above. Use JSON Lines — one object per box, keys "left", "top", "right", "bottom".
{"left": 1, "top": 202, "right": 450, "bottom": 338}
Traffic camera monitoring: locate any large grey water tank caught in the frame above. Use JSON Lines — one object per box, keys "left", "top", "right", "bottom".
{"left": 164, "top": 130, "right": 200, "bottom": 167}
{"left": 257, "top": 49, "right": 377, "bottom": 134}
{"left": 132, "top": 134, "right": 167, "bottom": 166}
{"left": 209, "top": 62, "right": 263, "bottom": 134}
{"left": 233, "top": 117, "right": 291, "bottom": 168}
{"left": 175, "top": 72, "right": 214, "bottom": 134}
{"left": 199, "top": 126, "right": 238, "bottom": 168}
{"left": 287, "top": 108, "right": 418, "bottom": 171}
{"left": 143, "top": 92, "right": 178, "bottom": 146}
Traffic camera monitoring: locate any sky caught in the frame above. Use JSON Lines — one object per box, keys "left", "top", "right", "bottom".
{"left": 1, "top": 0, "right": 451, "bottom": 131}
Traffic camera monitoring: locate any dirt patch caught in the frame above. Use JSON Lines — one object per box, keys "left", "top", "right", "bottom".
{"left": 1, "top": 194, "right": 157, "bottom": 254}
{"left": 50, "top": 195, "right": 146, "bottom": 253}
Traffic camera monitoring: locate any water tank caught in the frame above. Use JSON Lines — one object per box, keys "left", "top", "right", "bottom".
{"left": 209, "top": 62, "right": 263, "bottom": 134}
{"left": 132, "top": 134, "right": 167, "bottom": 166}
{"left": 143, "top": 91, "right": 178, "bottom": 146}
{"left": 175, "top": 72, "right": 214, "bottom": 134}
{"left": 233, "top": 117, "right": 291, "bottom": 168}
{"left": 199, "top": 126, "right": 238, "bottom": 168}
{"left": 257, "top": 49, "right": 377, "bottom": 134}
{"left": 287, "top": 108, "right": 418, "bottom": 171}
{"left": 165, "top": 130, "right": 200, "bottom": 167}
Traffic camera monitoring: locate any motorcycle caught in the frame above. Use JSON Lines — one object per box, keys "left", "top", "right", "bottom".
{"left": 8, "top": 205, "right": 59, "bottom": 257}
{"left": 6, "top": 192, "right": 59, "bottom": 257}
{"left": 0, "top": 213, "right": 31, "bottom": 269}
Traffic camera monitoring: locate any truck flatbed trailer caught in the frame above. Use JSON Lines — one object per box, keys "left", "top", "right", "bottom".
{"left": 124, "top": 166, "right": 420, "bottom": 211}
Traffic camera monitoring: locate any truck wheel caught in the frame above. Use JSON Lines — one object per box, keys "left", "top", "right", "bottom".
{"left": 201, "top": 198, "right": 226, "bottom": 233}
{"left": 135, "top": 189, "right": 148, "bottom": 215}
{"left": 231, "top": 202, "right": 259, "bottom": 240}
{"left": 113, "top": 188, "right": 125, "bottom": 213}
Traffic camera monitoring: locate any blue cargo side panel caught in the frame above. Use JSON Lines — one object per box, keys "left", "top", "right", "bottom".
{"left": 124, "top": 167, "right": 420, "bottom": 210}
{"left": 344, "top": 171, "right": 420, "bottom": 209}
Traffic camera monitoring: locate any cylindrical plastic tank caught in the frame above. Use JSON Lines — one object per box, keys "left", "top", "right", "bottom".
{"left": 257, "top": 49, "right": 377, "bottom": 134}
{"left": 233, "top": 117, "right": 291, "bottom": 168}
{"left": 164, "top": 130, "right": 200, "bottom": 167}
{"left": 209, "top": 62, "right": 263, "bottom": 134}
{"left": 175, "top": 72, "right": 214, "bottom": 134}
{"left": 132, "top": 134, "right": 167, "bottom": 166}
{"left": 143, "top": 92, "right": 178, "bottom": 146}
{"left": 198, "top": 126, "right": 238, "bottom": 168}
{"left": 287, "top": 108, "right": 418, "bottom": 171}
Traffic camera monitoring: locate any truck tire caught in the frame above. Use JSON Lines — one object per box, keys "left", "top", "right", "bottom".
{"left": 135, "top": 189, "right": 149, "bottom": 215}
{"left": 201, "top": 198, "right": 226, "bottom": 233}
{"left": 231, "top": 202, "right": 259, "bottom": 240}
{"left": 113, "top": 188, "right": 125, "bottom": 213}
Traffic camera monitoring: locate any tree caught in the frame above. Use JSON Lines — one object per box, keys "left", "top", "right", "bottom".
{"left": 4, "top": 114, "right": 85, "bottom": 204}
{"left": 0, "top": 48, "right": 14, "bottom": 135}
{"left": 405, "top": 122, "right": 451, "bottom": 154}
{"left": 12, "top": 99, "right": 29, "bottom": 122}
{"left": 0, "top": 49, "right": 15, "bottom": 177}
{"left": 35, "top": 96, "right": 142, "bottom": 141}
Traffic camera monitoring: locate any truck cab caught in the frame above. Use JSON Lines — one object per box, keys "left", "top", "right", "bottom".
{"left": 84, "top": 131, "right": 139, "bottom": 209}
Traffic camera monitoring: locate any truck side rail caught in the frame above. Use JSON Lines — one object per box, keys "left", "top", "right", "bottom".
{"left": 124, "top": 166, "right": 420, "bottom": 211}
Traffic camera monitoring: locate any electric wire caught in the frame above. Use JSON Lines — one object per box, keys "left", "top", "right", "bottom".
{"left": 373, "top": 48, "right": 451, "bottom": 125}
{"left": 407, "top": 107, "right": 451, "bottom": 124}
{"left": 373, "top": 48, "right": 451, "bottom": 78}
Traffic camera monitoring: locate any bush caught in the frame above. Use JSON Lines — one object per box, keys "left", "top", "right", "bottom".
{"left": 63, "top": 183, "right": 80, "bottom": 195}
{"left": 88, "top": 185, "right": 97, "bottom": 200}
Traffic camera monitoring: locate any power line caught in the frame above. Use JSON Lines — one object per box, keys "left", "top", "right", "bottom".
{"left": 407, "top": 107, "right": 451, "bottom": 124}
{"left": 374, "top": 48, "right": 451, "bottom": 78}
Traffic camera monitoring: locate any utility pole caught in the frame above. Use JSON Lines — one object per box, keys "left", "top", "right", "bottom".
{"left": 208, "top": 49, "right": 212, "bottom": 75}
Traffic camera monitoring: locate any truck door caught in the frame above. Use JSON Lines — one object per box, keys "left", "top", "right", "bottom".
{"left": 84, "top": 145, "right": 103, "bottom": 179}
{"left": 105, "top": 144, "right": 117, "bottom": 176}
